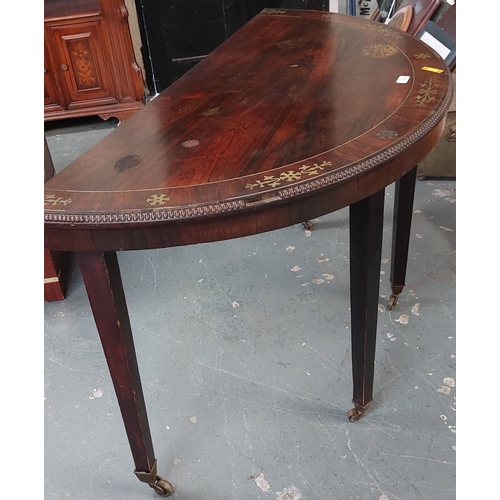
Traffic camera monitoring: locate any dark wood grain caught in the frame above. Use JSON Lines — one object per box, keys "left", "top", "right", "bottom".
{"left": 44, "top": 0, "right": 101, "bottom": 21}
{"left": 78, "top": 252, "right": 157, "bottom": 475}
{"left": 390, "top": 166, "right": 418, "bottom": 297}
{"left": 349, "top": 189, "right": 385, "bottom": 410}
{"left": 45, "top": 9, "right": 453, "bottom": 253}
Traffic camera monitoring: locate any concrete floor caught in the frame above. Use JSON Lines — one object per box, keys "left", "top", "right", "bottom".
{"left": 44, "top": 116, "right": 456, "bottom": 500}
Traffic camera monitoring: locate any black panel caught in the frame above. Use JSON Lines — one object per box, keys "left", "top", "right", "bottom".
{"left": 166, "top": 1, "right": 225, "bottom": 59}
{"left": 135, "top": 0, "right": 174, "bottom": 94}
{"left": 170, "top": 56, "right": 206, "bottom": 83}
{"left": 135, "top": 0, "right": 328, "bottom": 94}
{"left": 224, "top": 0, "right": 248, "bottom": 38}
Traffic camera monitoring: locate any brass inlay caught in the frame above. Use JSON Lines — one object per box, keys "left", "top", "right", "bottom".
{"left": 415, "top": 77, "right": 439, "bottom": 107}
{"left": 422, "top": 66, "right": 444, "bottom": 74}
{"left": 262, "top": 8, "right": 286, "bottom": 14}
{"left": 362, "top": 44, "right": 398, "bottom": 58}
{"left": 376, "top": 130, "right": 398, "bottom": 139}
{"left": 245, "top": 161, "right": 332, "bottom": 190}
{"left": 200, "top": 107, "right": 220, "bottom": 117}
{"left": 321, "top": 13, "right": 334, "bottom": 20}
{"left": 44, "top": 276, "right": 60, "bottom": 284}
{"left": 415, "top": 53, "right": 431, "bottom": 59}
{"left": 368, "top": 25, "right": 404, "bottom": 39}
{"left": 44, "top": 194, "right": 72, "bottom": 206}
{"left": 146, "top": 194, "right": 170, "bottom": 206}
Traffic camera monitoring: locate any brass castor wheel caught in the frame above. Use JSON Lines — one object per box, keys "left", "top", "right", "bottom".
{"left": 347, "top": 402, "right": 371, "bottom": 422}
{"left": 302, "top": 220, "right": 313, "bottom": 230}
{"left": 347, "top": 408, "right": 363, "bottom": 422}
{"left": 388, "top": 294, "right": 398, "bottom": 310}
{"left": 149, "top": 476, "right": 174, "bottom": 497}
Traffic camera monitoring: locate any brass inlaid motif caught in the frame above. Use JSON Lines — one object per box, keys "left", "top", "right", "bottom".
{"left": 321, "top": 13, "right": 334, "bottom": 20}
{"left": 415, "top": 77, "right": 439, "bottom": 107}
{"left": 262, "top": 8, "right": 286, "bottom": 14}
{"left": 147, "top": 194, "right": 170, "bottom": 206}
{"left": 415, "top": 53, "right": 431, "bottom": 59}
{"left": 368, "top": 25, "right": 404, "bottom": 39}
{"left": 44, "top": 194, "right": 72, "bottom": 206}
{"left": 362, "top": 44, "right": 398, "bottom": 58}
{"left": 245, "top": 161, "right": 332, "bottom": 190}
{"left": 200, "top": 107, "right": 220, "bottom": 117}
{"left": 376, "top": 130, "right": 398, "bottom": 139}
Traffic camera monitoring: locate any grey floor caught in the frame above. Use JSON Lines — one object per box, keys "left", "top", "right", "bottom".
{"left": 44, "top": 116, "right": 456, "bottom": 500}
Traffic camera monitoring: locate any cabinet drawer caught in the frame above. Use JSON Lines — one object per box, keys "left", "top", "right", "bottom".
{"left": 44, "top": 46, "right": 65, "bottom": 111}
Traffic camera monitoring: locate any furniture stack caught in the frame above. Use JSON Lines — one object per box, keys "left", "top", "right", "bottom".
{"left": 380, "top": 0, "right": 456, "bottom": 179}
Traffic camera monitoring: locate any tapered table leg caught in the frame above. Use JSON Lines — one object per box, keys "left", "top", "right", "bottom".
{"left": 388, "top": 166, "right": 417, "bottom": 310}
{"left": 348, "top": 189, "right": 385, "bottom": 421}
{"left": 78, "top": 252, "right": 173, "bottom": 497}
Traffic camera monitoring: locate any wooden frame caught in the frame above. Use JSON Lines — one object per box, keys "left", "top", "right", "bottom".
{"left": 417, "top": 20, "right": 456, "bottom": 67}
{"left": 387, "top": 5, "right": 413, "bottom": 32}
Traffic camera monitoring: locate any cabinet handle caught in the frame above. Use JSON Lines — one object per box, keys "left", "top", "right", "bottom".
{"left": 61, "top": 64, "right": 68, "bottom": 71}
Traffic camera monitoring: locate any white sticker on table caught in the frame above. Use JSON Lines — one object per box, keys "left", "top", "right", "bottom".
{"left": 396, "top": 76, "right": 410, "bottom": 84}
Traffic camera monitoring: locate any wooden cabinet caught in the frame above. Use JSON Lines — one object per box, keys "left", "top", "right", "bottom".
{"left": 44, "top": 0, "right": 145, "bottom": 123}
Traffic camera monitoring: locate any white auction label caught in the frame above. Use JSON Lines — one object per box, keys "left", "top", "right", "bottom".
{"left": 396, "top": 76, "right": 410, "bottom": 84}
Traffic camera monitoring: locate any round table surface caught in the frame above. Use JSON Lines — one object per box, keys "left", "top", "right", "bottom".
{"left": 44, "top": 9, "right": 453, "bottom": 252}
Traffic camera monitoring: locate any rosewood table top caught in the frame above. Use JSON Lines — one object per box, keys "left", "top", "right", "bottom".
{"left": 44, "top": 8, "right": 452, "bottom": 253}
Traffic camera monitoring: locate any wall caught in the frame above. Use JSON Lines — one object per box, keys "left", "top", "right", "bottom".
{"left": 125, "top": 0, "right": 147, "bottom": 91}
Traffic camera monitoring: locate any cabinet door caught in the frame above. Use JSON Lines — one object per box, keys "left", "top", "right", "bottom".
{"left": 44, "top": 43, "right": 65, "bottom": 111}
{"left": 47, "top": 19, "right": 118, "bottom": 109}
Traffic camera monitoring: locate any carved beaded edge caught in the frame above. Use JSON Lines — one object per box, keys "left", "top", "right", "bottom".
{"left": 44, "top": 200, "right": 246, "bottom": 224}
{"left": 45, "top": 76, "right": 452, "bottom": 225}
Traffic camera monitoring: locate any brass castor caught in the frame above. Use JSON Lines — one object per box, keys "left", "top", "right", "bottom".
{"left": 388, "top": 294, "right": 399, "bottom": 310}
{"left": 149, "top": 476, "right": 174, "bottom": 497}
{"left": 302, "top": 220, "right": 313, "bottom": 230}
{"left": 347, "top": 402, "right": 371, "bottom": 422}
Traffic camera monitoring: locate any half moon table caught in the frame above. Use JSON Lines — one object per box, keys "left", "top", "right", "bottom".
{"left": 44, "top": 9, "right": 453, "bottom": 497}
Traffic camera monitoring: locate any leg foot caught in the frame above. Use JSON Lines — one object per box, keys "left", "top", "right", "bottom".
{"left": 135, "top": 460, "right": 174, "bottom": 497}
{"left": 347, "top": 401, "right": 372, "bottom": 422}
{"left": 388, "top": 293, "right": 399, "bottom": 310}
{"left": 302, "top": 220, "right": 313, "bottom": 230}
{"left": 149, "top": 476, "right": 174, "bottom": 497}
